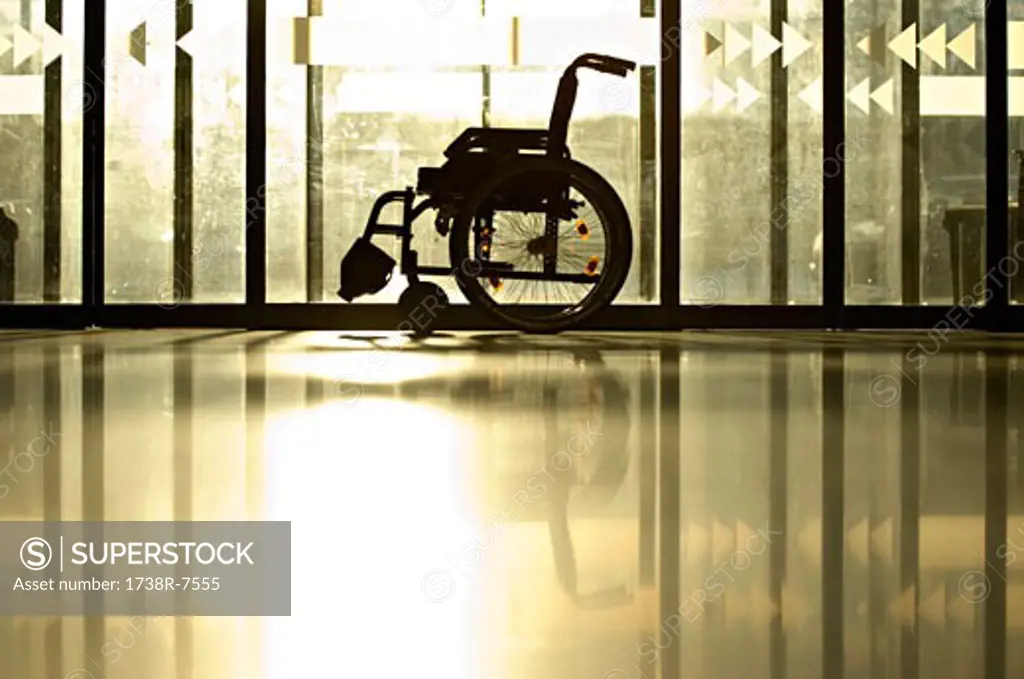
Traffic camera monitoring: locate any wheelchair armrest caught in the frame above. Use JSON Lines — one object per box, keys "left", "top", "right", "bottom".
{"left": 443, "top": 128, "right": 551, "bottom": 158}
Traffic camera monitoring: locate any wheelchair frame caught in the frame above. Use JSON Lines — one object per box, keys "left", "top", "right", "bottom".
{"left": 346, "top": 54, "right": 637, "bottom": 294}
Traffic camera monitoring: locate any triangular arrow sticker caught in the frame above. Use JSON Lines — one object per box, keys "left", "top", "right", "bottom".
{"left": 918, "top": 24, "right": 947, "bottom": 67}
{"left": 947, "top": 23, "right": 977, "bottom": 69}
{"left": 797, "top": 76, "right": 823, "bottom": 114}
{"left": 705, "top": 31, "right": 723, "bottom": 57}
{"left": 889, "top": 23, "right": 918, "bottom": 68}
{"left": 870, "top": 77, "right": 895, "bottom": 114}
{"left": 735, "top": 77, "right": 760, "bottom": 111}
{"left": 782, "top": 22, "right": 813, "bottom": 67}
{"left": 751, "top": 23, "right": 781, "bottom": 67}
{"left": 725, "top": 24, "right": 751, "bottom": 65}
{"left": 128, "top": 21, "right": 147, "bottom": 66}
{"left": 13, "top": 25, "right": 40, "bottom": 69}
{"left": 176, "top": 29, "right": 198, "bottom": 57}
{"left": 847, "top": 77, "right": 872, "bottom": 114}
{"left": 41, "top": 24, "right": 66, "bottom": 66}
{"left": 711, "top": 78, "right": 736, "bottom": 113}
{"left": 687, "top": 83, "right": 713, "bottom": 111}
{"left": 857, "top": 35, "right": 871, "bottom": 57}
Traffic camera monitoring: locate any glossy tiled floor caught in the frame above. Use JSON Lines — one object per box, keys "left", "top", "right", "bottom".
{"left": 0, "top": 329, "right": 1023, "bottom": 679}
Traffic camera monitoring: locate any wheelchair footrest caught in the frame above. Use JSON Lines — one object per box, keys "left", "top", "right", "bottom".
{"left": 338, "top": 237, "right": 396, "bottom": 302}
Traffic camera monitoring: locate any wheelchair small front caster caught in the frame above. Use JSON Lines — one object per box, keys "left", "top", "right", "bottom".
{"left": 398, "top": 282, "right": 448, "bottom": 337}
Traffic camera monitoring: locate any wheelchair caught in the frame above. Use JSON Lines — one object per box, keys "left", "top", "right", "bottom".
{"left": 338, "top": 53, "right": 637, "bottom": 335}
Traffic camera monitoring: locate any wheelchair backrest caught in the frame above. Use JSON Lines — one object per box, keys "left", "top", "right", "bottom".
{"left": 547, "top": 72, "right": 579, "bottom": 157}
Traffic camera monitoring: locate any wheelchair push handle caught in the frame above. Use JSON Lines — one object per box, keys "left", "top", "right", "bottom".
{"left": 569, "top": 53, "right": 637, "bottom": 78}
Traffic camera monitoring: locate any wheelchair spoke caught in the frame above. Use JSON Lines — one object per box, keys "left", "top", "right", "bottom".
{"left": 454, "top": 160, "right": 626, "bottom": 329}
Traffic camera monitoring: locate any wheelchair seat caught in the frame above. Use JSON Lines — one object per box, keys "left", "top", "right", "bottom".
{"left": 443, "top": 127, "right": 555, "bottom": 158}
{"left": 418, "top": 127, "right": 568, "bottom": 199}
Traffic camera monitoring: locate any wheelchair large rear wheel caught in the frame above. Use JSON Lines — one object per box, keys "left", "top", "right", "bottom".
{"left": 449, "top": 157, "right": 633, "bottom": 334}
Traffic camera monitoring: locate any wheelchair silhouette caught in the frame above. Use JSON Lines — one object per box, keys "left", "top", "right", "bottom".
{"left": 338, "top": 54, "right": 637, "bottom": 335}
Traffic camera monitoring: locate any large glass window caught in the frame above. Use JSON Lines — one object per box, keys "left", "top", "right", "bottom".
{"left": 680, "top": 0, "right": 824, "bottom": 306}
{"left": 0, "top": 0, "right": 84, "bottom": 303}
{"left": 846, "top": 0, "right": 988, "bottom": 305}
{"left": 267, "top": 0, "right": 658, "bottom": 305}
{"left": 105, "top": 0, "right": 247, "bottom": 305}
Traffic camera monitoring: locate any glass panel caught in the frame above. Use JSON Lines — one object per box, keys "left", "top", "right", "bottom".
{"left": 788, "top": 0, "right": 825, "bottom": 304}
{"left": 846, "top": 0, "right": 987, "bottom": 305}
{"left": 266, "top": 1, "right": 482, "bottom": 304}
{"left": 268, "top": 0, "right": 657, "bottom": 305}
{"left": 0, "top": 0, "right": 84, "bottom": 303}
{"left": 105, "top": 0, "right": 247, "bottom": 305}
{"left": 680, "top": 1, "right": 824, "bottom": 306}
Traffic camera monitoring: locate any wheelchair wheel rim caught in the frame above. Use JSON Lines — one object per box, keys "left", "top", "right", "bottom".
{"left": 459, "top": 169, "right": 617, "bottom": 322}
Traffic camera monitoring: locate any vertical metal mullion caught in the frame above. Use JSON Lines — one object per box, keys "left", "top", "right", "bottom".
{"left": 900, "top": 2, "right": 921, "bottom": 306}
{"left": 246, "top": 0, "right": 268, "bottom": 319}
{"left": 481, "top": 0, "right": 490, "bottom": 128}
{"left": 660, "top": 0, "right": 681, "bottom": 318}
{"left": 19, "top": 0, "right": 31, "bottom": 30}
{"left": 639, "top": 65, "right": 657, "bottom": 303}
{"left": 658, "top": 347, "right": 681, "bottom": 679}
{"left": 82, "top": 0, "right": 106, "bottom": 315}
{"left": 769, "top": 0, "right": 788, "bottom": 306}
{"left": 898, "top": 356, "right": 920, "bottom": 679}
{"left": 985, "top": 1, "right": 1010, "bottom": 325}
{"left": 769, "top": 349, "right": 788, "bottom": 679}
{"left": 821, "top": 348, "right": 845, "bottom": 679}
{"left": 18, "top": 1, "right": 31, "bottom": 75}
{"left": 821, "top": 0, "right": 845, "bottom": 324}
{"left": 306, "top": 0, "right": 324, "bottom": 303}
{"left": 639, "top": 0, "right": 656, "bottom": 303}
{"left": 43, "top": 0, "right": 63, "bottom": 302}
{"left": 174, "top": 3, "right": 195, "bottom": 302}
